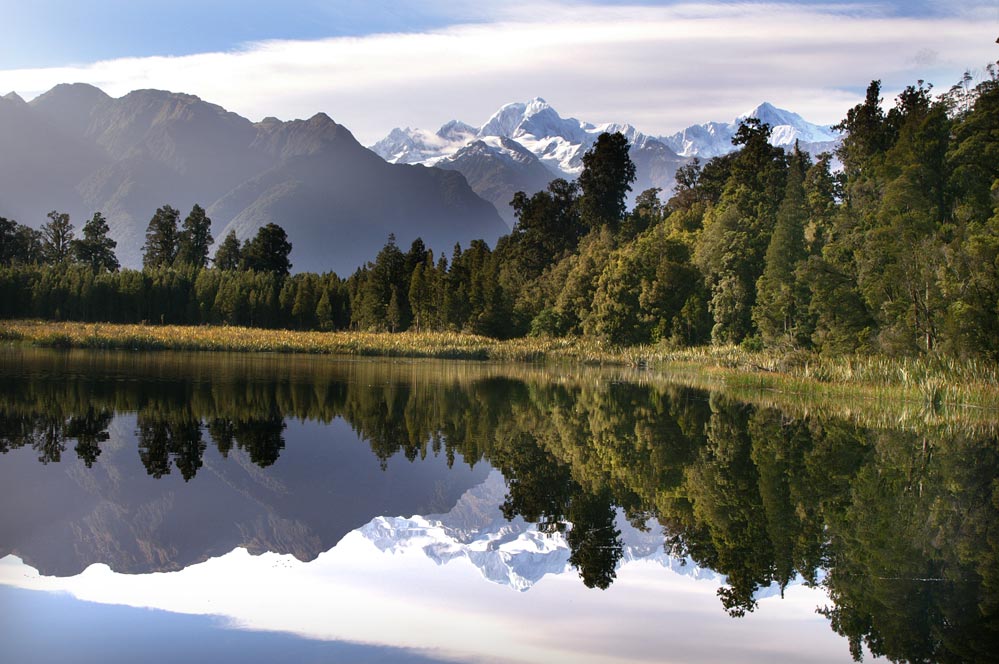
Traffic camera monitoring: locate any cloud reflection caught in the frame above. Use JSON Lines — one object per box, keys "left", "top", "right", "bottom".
{"left": 0, "top": 520, "right": 871, "bottom": 663}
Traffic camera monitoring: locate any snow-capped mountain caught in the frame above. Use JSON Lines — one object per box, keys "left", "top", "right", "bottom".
{"left": 372, "top": 98, "right": 686, "bottom": 226}
{"left": 371, "top": 98, "right": 838, "bottom": 226}
{"left": 373, "top": 97, "right": 665, "bottom": 178}
{"left": 664, "top": 102, "right": 840, "bottom": 158}
{"left": 359, "top": 471, "right": 802, "bottom": 596}
{"left": 370, "top": 120, "right": 477, "bottom": 165}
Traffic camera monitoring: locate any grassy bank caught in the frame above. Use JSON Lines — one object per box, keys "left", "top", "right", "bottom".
{"left": 3, "top": 319, "right": 998, "bottom": 414}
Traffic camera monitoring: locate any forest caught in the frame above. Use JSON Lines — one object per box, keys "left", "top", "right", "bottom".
{"left": 1, "top": 67, "right": 998, "bottom": 359}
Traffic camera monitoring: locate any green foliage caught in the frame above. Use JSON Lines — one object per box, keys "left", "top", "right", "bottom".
{"left": 753, "top": 146, "right": 811, "bottom": 347}
{"left": 72, "top": 212, "right": 119, "bottom": 273}
{"left": 241, "top": 223, "right": 292, "bottom": 276}
{"left": 41, "top": 210, "right": 74, "bottom": 264}
{"left": 142, "top": 205, "right": 180, "bottom": 269}
{"left": 176, "top": 204, "right": 213, "bottom": 269}
{"left": 578, "top": 132, "right": 637, "bottom": 231}
{"left": 0, "top": 217, "right": 43, "bottom": 267}
{"left": 213, "top": 230, "right": 242, "bottom": 270}
{"left": 586, "top": 227, "right": 707, "bottom": 346}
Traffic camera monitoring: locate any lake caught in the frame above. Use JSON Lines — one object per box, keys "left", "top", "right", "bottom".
{"left": 0, "top": 348, "right": 995, "bottom": 663}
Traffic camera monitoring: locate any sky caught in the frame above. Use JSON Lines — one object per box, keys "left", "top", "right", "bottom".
{"left": 0, "top": 1, "right": 996, "bottom": 144}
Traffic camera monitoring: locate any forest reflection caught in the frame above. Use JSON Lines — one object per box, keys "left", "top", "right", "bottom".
{"left": 0, "top": 349, "right": 996, "bottom": 662}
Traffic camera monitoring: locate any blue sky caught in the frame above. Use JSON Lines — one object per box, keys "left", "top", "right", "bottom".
{"left": 1, "top": 1, "right": 995, "bottom": 142}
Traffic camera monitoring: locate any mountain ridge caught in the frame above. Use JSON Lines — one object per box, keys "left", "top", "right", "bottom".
{"left": 371, "top": 98, "right": 839, "bottom": 226}
{"left": 0, "top": 83, "right": 507, "bottom": 273}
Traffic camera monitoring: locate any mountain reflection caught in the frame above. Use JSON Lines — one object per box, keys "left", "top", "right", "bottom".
{"left": 0, "top": 348, "right": 997, "bottom": 663}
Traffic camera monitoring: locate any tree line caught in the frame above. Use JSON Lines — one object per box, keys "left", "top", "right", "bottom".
{"left": 2, "top": 66, "right": 998, "bottom": 358}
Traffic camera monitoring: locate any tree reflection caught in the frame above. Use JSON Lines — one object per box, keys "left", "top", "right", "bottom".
{"left": 137, "top": 414, "right": 204, "bottom": 480}
{"left": 1, "top": 352, "right": 997, "bottom": 662}
{"left": 65, "top": 407, "right": 112, "bottom": 468}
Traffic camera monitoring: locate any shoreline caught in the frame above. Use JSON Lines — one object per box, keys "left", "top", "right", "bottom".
{"left": 2, "top": 319, "right": 997, "bottom": 417}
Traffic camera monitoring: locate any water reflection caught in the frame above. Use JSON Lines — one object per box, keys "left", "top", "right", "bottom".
{"left": 0, "top": 348, "right": 997, "bottom": 662}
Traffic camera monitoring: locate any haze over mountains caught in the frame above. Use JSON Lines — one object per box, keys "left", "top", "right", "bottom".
{"left": 0, "top": 83, "right": 839, "bottom": 272}
{"left": 0, "top": 84, "right": 506, "bottom": 273}
{"left": 372, "top": 97, "right": 840, "bottom": 226}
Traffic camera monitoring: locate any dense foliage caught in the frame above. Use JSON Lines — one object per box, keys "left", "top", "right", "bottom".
{"left": 2, "top": 67, "right": 998, "bottom": 358}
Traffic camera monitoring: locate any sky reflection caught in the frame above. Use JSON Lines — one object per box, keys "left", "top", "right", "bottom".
{"left": 0, "top": 495, "right": 874, "bottom": 664}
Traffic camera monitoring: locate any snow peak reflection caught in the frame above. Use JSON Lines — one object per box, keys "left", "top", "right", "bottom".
{"left": 0, "top": 348, "right": 996, "bottom": 662}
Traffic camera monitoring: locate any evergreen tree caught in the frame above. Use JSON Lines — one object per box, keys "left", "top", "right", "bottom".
{"left": 353, "top": 235, "right": 407, "bottom": 331}
{"left": 242, "top": 223, "right": 292, "bottom": 276}
{"left": 41, "top": 211, "right": 74, "bottom": 264}
{"left": 213, "top": 230, "right": 242, "bottom": 270}
{"left": 408, "top": 262, "right": 431, "bottom": 332}
{"left": 405, "top": 237, "right": 430, "bottom": 275}
{"left": 753, "top": 146, "right": 810, "bottom": 346}
{"left": 72, "top": 212, "right": 119, "bottom": 272}
{"left": 15, "top": 225, "right": 44, "bottom": 265}
{"left": 578, "top": 132, "right": 636, "bottom": 231}
{"left": 291, "top": 274, "right": 319, "bottom": 329}
{"left": 509, "top": 178, "right": 583, "bottom": 277}
{"left": 694, "top": 119, "right": 787, "bottom": 345}
{"left": 176, "top": 204, "right": 213, "bottom": 268}
{"left": 0, "top": 217, "right": 37, "bottom": 266}
{"left": 142, "top": 205, "right": 180, "bottom": 269}
{"left": 802, "top": 153, "right": 837, "bottom": 253}
{"left": 315, "top": 288, "right": 334, "bottom": 330}
{"left": 387, "top": 285, "right": 402, "bottom": 333}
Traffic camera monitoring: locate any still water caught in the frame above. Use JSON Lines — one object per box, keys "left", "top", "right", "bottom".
{"left": 0, "top": 348, "right": 995, "bottom": 663}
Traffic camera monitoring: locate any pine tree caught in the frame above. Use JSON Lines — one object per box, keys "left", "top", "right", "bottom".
{"left": 142, "top": 205, "right": 180, "bottom": 269}
{"left": 242, "top": 223, "right": 292, "bottom": 276}
{"left": 176, "top": 204, "right": 213, "bottom": 268}
{"left": 315, "top": 288, "right": 334, "bottom": 330}
{"left": 41, "top": 211, "right": 74, "bottom": 264}
{"left": 753, "top": 146, "right": 810, "bottom": 347}
{"left": 72, "top": 212, "right": 119, "bottom": 272}
{"left": 387, "top": 286, "right": 402, "bottom": 333}
{"left": 578, "top": 132, "right": 636, "bottom": 231}
{"left": 213, "top": 230, "right": 242, "bottom": 270}
{"left": 408, "top": 262, "right": 430, "bottom": 332}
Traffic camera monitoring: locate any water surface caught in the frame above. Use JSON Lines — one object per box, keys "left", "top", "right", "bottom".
{"left": 1, "top": 348, "right": 996, "bottom": 663}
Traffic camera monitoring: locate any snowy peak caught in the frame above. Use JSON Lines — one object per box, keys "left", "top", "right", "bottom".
{"left": 437, "top": 119, "right": 476, "bottom": 142}
{"left": 357, "top": 472, "right": 729, "bottom": 592}
{"left": 371, "top": 126, "right": 461, "bottom": 164}
{"left": 665, "top": 102, "right": 839, "bottom": 157}
{"left": 478, "top": 100, "right": 529, "bottom": 138}
{"left": 477, "top": 96, "right": 576, "bottom": 140}
{"left": 740, "top": 102, "right": 838, "bottom": 146}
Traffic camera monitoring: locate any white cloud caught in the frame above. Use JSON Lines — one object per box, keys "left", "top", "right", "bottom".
{"left": 0, "top": 2, "right": 994, "bottom": 143}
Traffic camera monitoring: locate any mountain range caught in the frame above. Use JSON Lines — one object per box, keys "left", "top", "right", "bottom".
{"left": 0, "top": 83, "right": 840, "bottom": 272}
{"left": 0, "top": 84, "right": 506, "bottom": 273}
{"left": 359, "top": 470, "right": 801, "bottom": 599}
{"left": 371, "top": 98, "right": 840, "bottom": 226}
